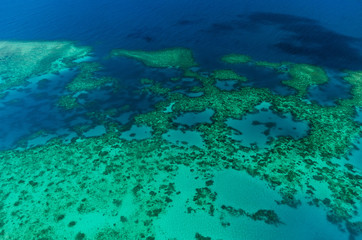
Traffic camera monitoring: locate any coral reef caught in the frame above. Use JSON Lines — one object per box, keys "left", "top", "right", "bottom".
{"left": 111, "top": 47, "right": 197, "bottom": 69}
{"left": 221, "top": 54, "right": 251, "bottom": 64}
{"left": 0, "top": 47, "right": 361, "bottom": 239}
{"left": 57, "top": 95, "right": 81, "bottom": 110}
{"left": 282, "top": 64, "right": 329, "bottom": 96}
{"left": 0, "top": 41, "right": 90, "bottom": 92}
{"left": 66, "top": 62, "right": 115, "bottom": 92}
{"left": 211, "top": 69, "right": 247, "bottom": 82}
{"left": 339, "top": 71, "right": 362, "bottom": 108}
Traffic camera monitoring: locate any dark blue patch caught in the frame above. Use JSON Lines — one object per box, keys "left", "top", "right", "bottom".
{"left": 247, "top": 12, "right": 362, "bottom": 70}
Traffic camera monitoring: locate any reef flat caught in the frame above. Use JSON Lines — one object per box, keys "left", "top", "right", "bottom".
{"left": 0, "top": 41, "right": 91, "bottom": 93}
{"left": 0, "top": 45, "right": 361, "bottom": 240}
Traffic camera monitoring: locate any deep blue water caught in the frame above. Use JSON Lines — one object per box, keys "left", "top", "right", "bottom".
{"left": 1, "top": 0, "right": 362, "bottom": 68}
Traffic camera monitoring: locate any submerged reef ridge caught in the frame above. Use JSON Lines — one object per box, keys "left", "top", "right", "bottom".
{"left": 110, "top": 47, "right": 197, "bottom": 69}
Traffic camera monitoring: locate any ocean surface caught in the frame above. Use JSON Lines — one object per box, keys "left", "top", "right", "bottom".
{"left": 0, "top": 0, "right": 362, "bottom": 239}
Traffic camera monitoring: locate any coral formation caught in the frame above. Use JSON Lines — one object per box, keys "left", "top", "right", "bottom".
{"left": 0, "top": 41, "right": 90, "bottom": 92}
{"left": 282, "top": 64, "right": 329, "bottom": 96}
{"left": 221, "top": 54, "right": 251, "bottom": 64}
{"left": 211, "top": 69, "right": 247, "bottom": 82}
{"left": 57, "top": 95, "right": 81, "bottom": 110}
{"left": 110, "top": 47, "right": 197, "bottom": 69}
{"left": 66, "top": 62, "right": 115, "bottom": 92}
{"left": 339, "top": 71, "right": 362, "bottom": 108}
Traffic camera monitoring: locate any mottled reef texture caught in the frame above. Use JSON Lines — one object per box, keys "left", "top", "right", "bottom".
{"left": 0, "top": 45, "right": 361, "bottom": 239}
{"left": 0, "top": 41, "right": 90, "bottom": 93}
